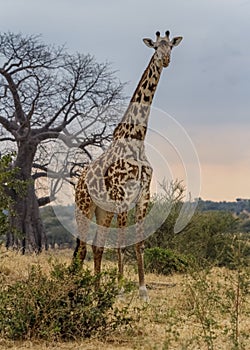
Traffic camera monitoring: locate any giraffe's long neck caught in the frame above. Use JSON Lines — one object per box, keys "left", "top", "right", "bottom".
{"left": 113, "top": 53, "right": 163, "bottom": 141}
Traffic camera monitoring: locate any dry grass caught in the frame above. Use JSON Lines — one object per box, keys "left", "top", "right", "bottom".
{"left": 0, "top": 248, "right": 249, "bottom": 350}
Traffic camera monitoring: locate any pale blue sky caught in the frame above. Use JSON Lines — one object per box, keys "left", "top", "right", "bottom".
{"left": 0, "top": 0, "right": 249, "bottom": 200}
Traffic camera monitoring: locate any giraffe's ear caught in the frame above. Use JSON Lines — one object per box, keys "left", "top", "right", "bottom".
{"left": 170, "top": 36, "right": 183, "bottom": 47}
{"left": 143, "top": 38, "right": 155, "bottom": 48}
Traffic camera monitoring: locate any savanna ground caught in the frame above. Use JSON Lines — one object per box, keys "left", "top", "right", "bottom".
{"left": 0, "top": 248, "right": 249, "bottom": 350}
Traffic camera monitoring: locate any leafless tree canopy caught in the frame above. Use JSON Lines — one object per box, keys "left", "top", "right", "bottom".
{"left": 0, "top": 32, "right": 124, "bottom": 196}
{"left": 0, "top": 32, "right": 124, "bottom": 251}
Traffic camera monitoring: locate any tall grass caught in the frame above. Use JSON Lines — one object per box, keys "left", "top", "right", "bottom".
{"left": 0, "top": 247, "right": 249, "bottom": 349}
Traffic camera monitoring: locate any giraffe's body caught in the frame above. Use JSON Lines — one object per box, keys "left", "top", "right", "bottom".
{"left": 74, "top": 31, "right": 182, "bottom": 300}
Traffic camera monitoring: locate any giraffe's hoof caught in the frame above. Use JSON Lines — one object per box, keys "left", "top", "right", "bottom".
{"left": 139, "top": 286, "right": 149, "bottom": 302}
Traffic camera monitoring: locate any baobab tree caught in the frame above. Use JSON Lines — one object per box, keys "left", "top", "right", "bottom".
{"left": 0, "top": 32, "right": 124, "bottom": 252}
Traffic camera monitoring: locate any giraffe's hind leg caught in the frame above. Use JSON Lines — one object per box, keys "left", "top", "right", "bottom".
{"left": 74, "top": 198, "right": 96, "bottom": 266}
{"left": 92, "top": 207, "right": 113, "bottom": 278}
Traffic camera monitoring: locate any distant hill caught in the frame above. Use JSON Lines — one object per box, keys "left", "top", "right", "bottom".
{"left": 197, "top": 198, "right": 250, "bottom": 215}
{"left": 39, "top": 199, "right": 250, "bottom": 249}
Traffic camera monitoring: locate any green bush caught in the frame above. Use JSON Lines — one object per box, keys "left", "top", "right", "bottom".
{"left": 144, "top": 247, "right": 191, "bottom": 275}
{"left": 146, "top": 208, "right": 249, "bottom": 269}
{"left": 0, "top": 262, "right": 132, "bottom": 341}
{"left": 0, "top": 153, "right": 27, "bottom": 237}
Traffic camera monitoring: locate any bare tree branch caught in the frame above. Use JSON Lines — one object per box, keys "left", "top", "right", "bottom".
{"left": 38, "top": 196, "right": 54, "bottom": 207}
{"left": 0, "top": 31, "right": 125, "bottom": 251}
{"left": 0, "top": 136, "right": 16, "bottom": 142}
{"left": 0, "top": 69, "right": 25, "bottom": 124}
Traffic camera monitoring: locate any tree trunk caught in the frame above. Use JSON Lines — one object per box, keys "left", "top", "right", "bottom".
{"left": 6, "top": 140, "right": 47, "bottom": 253}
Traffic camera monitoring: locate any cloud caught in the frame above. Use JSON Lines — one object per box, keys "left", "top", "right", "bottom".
{"left": 189, "top": 123, "right": 250, "bottom": 200}
{"left": 201, "top": 162, "right": 250, "bottom": 201}
{"left": 190, "top": 124, "right": 250, "bottom": 166}
{"left": 1, "top": 0, "right": 249, "bottom": 200}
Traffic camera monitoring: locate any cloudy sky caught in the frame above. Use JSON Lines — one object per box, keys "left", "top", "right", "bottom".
{"left": 1, "top": 0, "right": 249, "bottom": 201}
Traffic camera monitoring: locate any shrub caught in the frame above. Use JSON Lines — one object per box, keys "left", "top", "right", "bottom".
{"left": 0, "top": 262, "right": 132, "bottom": 341}
{"left": 144, "top": 247, "right": 191, "bottom": 275}
{"left": 0, "top": 153, "right": 27, "bottom": 237}
{"left": 184, "top": 264, "right": 250, "bottom": 349}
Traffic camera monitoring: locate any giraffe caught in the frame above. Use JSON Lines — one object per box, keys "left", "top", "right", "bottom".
{"left": 74, "top": 30, "right": 182, "bottom": 300}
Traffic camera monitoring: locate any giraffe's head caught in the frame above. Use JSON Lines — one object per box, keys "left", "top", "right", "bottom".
{"left": 143, "top": 30, "right": 182, "bottom": 67}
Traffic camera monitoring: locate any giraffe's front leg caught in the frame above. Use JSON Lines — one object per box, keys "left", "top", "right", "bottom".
{"left": 92, "top": 207, "right": 113, "bottom": 288}
{"left": 134, "top": 166, "right": 152, "bottom": 302}
{"left": 116, "top": 212, "right": 127, "bottom": 298}
{"left": 135, "top": 239, "right": 148, "bottom": 301}
{"left": 135, "top": 199, "right": 150, "bottom": 302}
{"left": 117, "top": 212, "right": 127, "bottom": 281}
